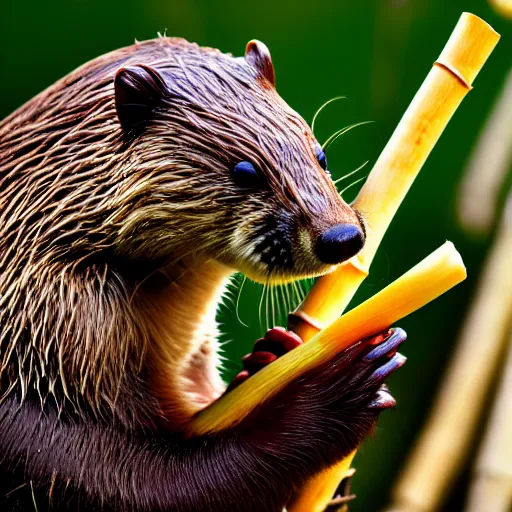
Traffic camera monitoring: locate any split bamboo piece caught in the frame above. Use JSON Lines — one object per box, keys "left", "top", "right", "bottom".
{"left": 189, "top": 242, "right": 466, "bottom": 436}
{"left": 465, "top": 330, "right": 512, "bottom": 512}
{"left": 288, "top": 13, "right": 499, "bottom": 512}
{"left": 457, "top": 68, "right": 512, "bottom": 234}
{"left": 387, "top": 197, "right": 512, "bottom": 512}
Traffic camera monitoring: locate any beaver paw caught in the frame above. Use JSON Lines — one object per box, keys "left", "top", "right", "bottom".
{"left": 362, "top": 328, "right": 407, "bottom": 410}
{"left": 226, "top": 327, "right": 303, "bottom": 392}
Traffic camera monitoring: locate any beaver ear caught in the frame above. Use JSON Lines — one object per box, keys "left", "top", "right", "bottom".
{"left": 245, "top": 40, "right": 276, "bottom": 87}
{"left": 114, "top": 64, "right": 167, "bottom": 133}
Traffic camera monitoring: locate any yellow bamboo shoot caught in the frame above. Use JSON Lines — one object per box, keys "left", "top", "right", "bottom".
{"left": 387, "top": 197, "right": 512, "bottom": 512}
{"left": 189, "top": 242, "right": 466, "bottom": 436}
{"left": 287, "top": 13, "right": 499, "bottom": 512}
{"left": 292, "top": 13, "right": 500, "bottom": 342}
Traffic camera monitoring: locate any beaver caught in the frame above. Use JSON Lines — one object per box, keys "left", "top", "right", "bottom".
{"left": 0, "top": 37, "right": 407, "bottom": 511}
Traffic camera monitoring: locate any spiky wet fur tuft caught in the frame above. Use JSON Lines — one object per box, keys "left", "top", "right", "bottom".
{"left": 0, "top": 38, "right": 397, "bottom": 511}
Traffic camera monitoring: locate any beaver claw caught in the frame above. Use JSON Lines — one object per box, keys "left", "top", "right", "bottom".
{"left": 361, "top": 328, "right": 407, "bottom": 410}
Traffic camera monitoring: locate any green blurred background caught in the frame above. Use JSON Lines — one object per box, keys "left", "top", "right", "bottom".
{"left": 1, "top": 1, "right": 511, "bottom": 510}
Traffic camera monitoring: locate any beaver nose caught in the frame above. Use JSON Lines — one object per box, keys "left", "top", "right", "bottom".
{"left": 316, "top": 223, "right": 364, "bottom": 264}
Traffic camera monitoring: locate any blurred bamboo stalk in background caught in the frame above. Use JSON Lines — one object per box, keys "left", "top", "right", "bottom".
{"left": 289, "top": 13, "right": 500, "bottom": 512}
{"left": 457, "top": 68, "right": 512, "bottom": 233}
{"left": 465, "top": 327, "right": 512, "bottom": 512}
{"left": 489, "top": 0, "right": 512, "bottom": 19}
{"left": 387, "top": 196, "right": 512, "bottom": 512}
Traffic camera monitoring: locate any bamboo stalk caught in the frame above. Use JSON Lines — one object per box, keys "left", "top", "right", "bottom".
{"left": 288, "top": 13, "right": 500, "bottom": 512}
{"left": 189, "top": 242, "right": 466, "bottom": 436}
{"left": 465, "top": 330, "right": 512, "bottom": 512}
{"left": 292, "top": 13, "right": 500, "bottom": 342}
{"left": 457, "top": 68, "right": 512, "bottom": 234}
{"left": 288, "top": 451, "right": 357, "bottom": 512}
{"left": 489, "top": 0, "right": 512, "bottom": 19}
{"left": 386, "top": 196, "right": 512, "bottom": 512}
{"left": 288, "top": 458, "right": 356, "bottom": 512}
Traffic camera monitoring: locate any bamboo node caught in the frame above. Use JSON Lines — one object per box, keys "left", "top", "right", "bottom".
{"left": 288, "top": 310, "right": 324, "bottom": 335}
{"left": 434, "top": 61, "right": 473, "bottom": 90}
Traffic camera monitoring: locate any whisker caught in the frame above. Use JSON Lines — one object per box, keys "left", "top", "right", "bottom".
{"left": 322, "top": 121, "right": 374, "bottom": 151}
{"left": 282, "top": 283, "right": 292, "bottom": 317}
{"left": 292, "top": 280, "right": 304, "bottom": 304}
{"left": 299, "top": 279, "right": 309, "bottom": 300}
{"left": 333, "top": 160, "right": 369, "bottom": 185}
{"left": 276, "top": 284, "right": 283, "bottom": 323}
{"left": 311, "top": 96, "right": 346, "bottom": 135}
{"left": 258, "top": 282, "right": 267, "bottom": 332}
{"left": 291, "top": 281, "right": 302, "bottom": 310}
{"left": 299, "top": 278, "right": 312, "bottom": 301}
{"left": 275, "top": 285, "right": 281, "bottom": 326}
{"left": 270, "top": 284, "right": 276, "bottom": 329}
{"left": 264, "top": 280, "right": 271, "bottom": 333}
{"left": 235, "top": 274, "right": 249, "bottom": 328}
{"left": 339, "top": 175, "right": 367, "bottom": 197}
{"left": 281, "top": 284, "right": 290, "bottom": 325}
{"left": 289, "top": 282, "right": 297, "bottom": 310}
{"left": 299, "top": 280, "right": 308, "bottom": 301}
{"left": 290, "top": 281, "right": 298, "bottom": 306}
{"left": 268, "top": 282, "right": 273, "bottom": 331}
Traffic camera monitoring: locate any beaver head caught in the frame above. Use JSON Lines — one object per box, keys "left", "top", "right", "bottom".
{"left": 1, "top": 38, "right": 364, "bottom": 285}
{"left": 111, "top": 38, "right": 365, "bottom": 283}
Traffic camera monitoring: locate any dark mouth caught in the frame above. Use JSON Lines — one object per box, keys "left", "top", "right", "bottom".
{"left": 252, "top": 215, "right": 294, "bottom": 272}
{"left": 248, "top": 209, "right": 366, "bottom": 278}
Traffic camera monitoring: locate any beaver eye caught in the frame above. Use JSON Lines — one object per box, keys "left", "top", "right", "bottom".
{"left": 232, "top": 161, "right": 265, "bottom": 189}
{"left": 316, "top": 147, "right": 328, "bottom": 171}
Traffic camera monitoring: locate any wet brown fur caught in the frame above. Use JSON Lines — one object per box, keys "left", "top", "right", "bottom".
{"left": 0, "top": 37, "right": 359, "bottom": 429}
{"left": 0, "top": 37, "right": 403, "bottom": 511}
